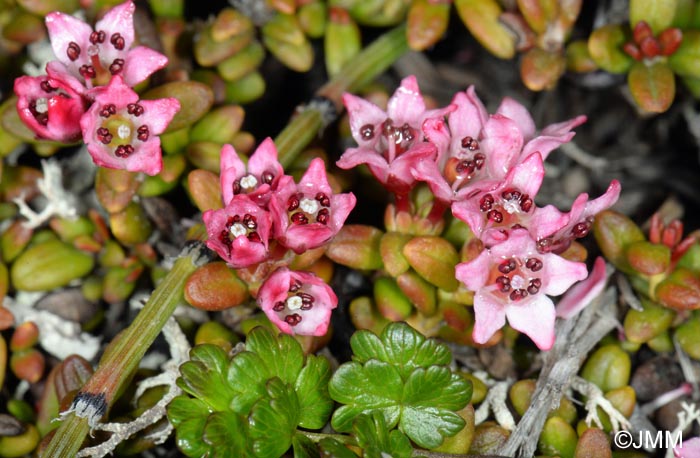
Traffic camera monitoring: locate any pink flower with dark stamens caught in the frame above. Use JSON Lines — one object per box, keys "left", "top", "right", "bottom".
{"left": 258, "top": 267, "right": 337, "bottom": 336}
{"left": 455, "top": 229, "right": 588, "bottom": 350}
{"left": 14, "top": 69, "right": 86, "bottom": 143}
{"left": 336, "top": 75, "right": 453, "bottom": 194}
{"left": 269, "top": 158, "right": 356, "bottom": 254}
{"left": 219, "top": 138, "right": 285, "bottom": 208}
{"left": 45, "top": 1, "right": 168, "bottom": 90}
{"left": 451, "top": 153, "right": 545, "bottom": 246}
{"left": 532, "top": 180, "right": 621, "bottom": 254}
{"left": 202, "top": 195, "right": 272, "bottom": 268}
{"left": 413, "top": 87, "right": 586, "bottom": 204}
{"left": 79, "top": 75, "right": 179, "bottom": 175}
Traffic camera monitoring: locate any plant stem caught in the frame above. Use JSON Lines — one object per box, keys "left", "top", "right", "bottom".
{"left": 276, "top": 25, "right": 408, "bottom": 167}
{"left": 42, "top": 242, "right": 210, "bottom": 458}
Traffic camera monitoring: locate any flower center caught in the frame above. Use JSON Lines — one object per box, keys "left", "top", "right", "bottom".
{"left": 491, "top": 256, "right": 543, "bottom": 302}
{"left": 218, "top": 213, "right": 262, "bottom": 254}
{"left": 478, "top": 188, "right": 533, "bottom": 232}
{"left": 95, "top": 103, "right": 150, "bottom": 159}
{"left": 378, "top": 118, "right": 418, "bottom": 162}
{"left": 240, "top": 174, "right": 258, "bottom": 190}
{"left": 287, "top": 192, "right": 331, "bottom": 225}
{"left": 71, "top": 30, "right": 127, "bottom": 85}
{"left": 443, "top": 137, "right": 486, "bottom": 192}
{"left": 271, "top": 278, "right": 315, "bottom": 326}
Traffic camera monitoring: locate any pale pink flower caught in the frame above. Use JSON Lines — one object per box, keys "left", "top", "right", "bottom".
{"left": 79, "top": 76, "right": 179, "bottom": 175}
{"left": 269, "top": 158, "right": 356, "bottom": 254}
{"left": 202, "top": 195, "right": 272, "bottom": 269}
{"left": 675, "top": 437, "right": 700, "bottom": 458}
{"left": 455, "top": 229, "right": 588, "bottom": 350}
{"left": 336, "top": 75, "right": 452, "bottom": 194}
{"left": 556, "top": 257, "right": 607, "bottom": 319}
{"left": 258, "top": 267, "right": 337, "bottom": 336}
{"left": 14, "top": 70, "right": 86, "bottom": 143}
{"left": 45, "top": 1, "right": 168, "bottom": 90}
{"left": 219, "top": 138, "right": 285, "bottom": 208}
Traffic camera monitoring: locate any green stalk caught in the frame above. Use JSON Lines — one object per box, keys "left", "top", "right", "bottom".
{"left": 276, "top": 24, "right": 408, "bottom": 167}
{"left": 42, "top": 243, "right": 210, "bottom": 458}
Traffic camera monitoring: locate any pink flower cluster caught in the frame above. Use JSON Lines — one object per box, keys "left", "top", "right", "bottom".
{"left": 339, "top": 76, "right": 621, "bottom": 350}
{"left": 203, "top": 139, "right": 356, "bottom": 336}
{"left": 13, "top": 1, "right": 179, "bottom": 175}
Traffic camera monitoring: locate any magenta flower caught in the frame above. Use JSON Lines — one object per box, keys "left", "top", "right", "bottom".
{"left": 532, "top": 180, "right": 621, "bottom": 254}
{"left": 79, "top": 75, "right": 179, "bottom": 175}
{"left": 675, "top": 437, "right": 700, "bottom": 458}
{"left": 269, "top": 158, "right": 356, "bottom": 254}
{"left": 202, "top": 195, "right": 272, "bottom": 269}
{"left": 413, "top": 87, "right": 585, "bottom": 203}
{"left": 336, "top": 75, "right": 452, "bottom": 194}
{"left": 45, "top": 1, "right": 168, "bottom": 90}
{"left": 451, "top": 153, "right": 544, "bottom": 246}
{"left": 219, "top": 138, "right": 285, "bottom": 208}
{"left": 258, "top": 267, "right": 338, "bottom": 336}
{"left": 455, "top": 229, "right": 588, "bottom": 350}
{"left": 14, "top": 69, "right": 86, "bottom": 143}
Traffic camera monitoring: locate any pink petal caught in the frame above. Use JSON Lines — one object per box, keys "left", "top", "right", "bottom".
{"left": 138, "top": 97, "right": 180, "bottom": 135}
{"left": 496, "top": 97, "right": 535, "bottom": 141}
{"left": 386, "top": 143, "right": 436, "bottom": 188}
{"left": 540, "top": 115, "right": 587, "bottom": 137}
{"left": 556, "top": 257, "right": 607, "bottom": 319}
{"left": 507, "top": 153, "right": 544, "bottom": 198}
{"left": 675, "top": 437, "right": 700, "bottom": 458}
{"left": 422, "top": 117, "right": 451, "bottom": 163}
{"left": 387, "top": 75, "right": 426, "bottom": 126}
{"left": 451, "top": 198, "right": 486, "bottom": 237}
{"left": 95, "top": 1, "right": 136, "bottom": 51}
{"left": 247, "top": 137, "right": 284, "bottom": 185}
{"left": 299, "top": 158, "right": 332, "bottom": 195}
{"left": 488, "top": 229, "right": 532, "bottom": 258}
{"left": 220, "top": 144, "right": 245, "bottom": 205}
{"left": 342, "top": 93, "right": 386, "bottom": 148}
{"left": 481, "top": 114, "right": 524, "bottom": 178}
{"left": 45, "top": 11, "right": 92, "bottom": 67}
{"left": 329, "top": 193, "right": 357, "bottom": 232}
{"left": 122, "top": 46, "right": 168, "bottom": 87}
{"left": 336, "top": 147, "right": 389, "bottom": 183}
{"left": 530, "top": 204, "right": 570, "bottom": 241}
{"left": 472, "top": 293, "right": 507, "bottom": 344}
{"left": 447, "top": 90, "right": 485, "bottom": 142}
{"left": 542, "top": 253, "right": 588, "bottom": 296}
{"left": 279, "top": 224, "right": 335, "bottom": 254}
{"left": 411, "top": 159, "right": 453, "bottom": 203}
{"left": 506, "top": 295, "right": 556, "bottom": 350}
{"left": 583, "top": 180, "right": 621, "bottom": 217}
{"left": 455, "top": 251, "right": 491, "bottom": 291}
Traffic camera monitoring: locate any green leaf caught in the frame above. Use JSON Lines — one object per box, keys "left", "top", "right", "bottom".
{"left": 318, "top": 438, "right": 359, "bottom": 458}
{"left": 399, "top": 366, "right": 471, "bottom": 449}
{"left": 227, "top": 351, "right": 273, "bottom": 415}
{"left": 354, "top": 412, "right": 413, "bottom": 458}
{"left": 167, "top": 396, "right": 211, "bottom": 427}
{"left": 246, "top": 326, "right": 304, "bottom": 386}
{"left": 630, "top": 0, "right": 678, "bottom": 34}
{"left": 628, "top": 60, "right": 675, "bottom": 113}
{"left": 250, "top": 378, "right": 300, "bottom": 458}
{"left": 176, "top": 416, "right": 212, "bottom": 457}
{"left": 295, "top": 354, "right": 333, "bottom": 429}
{"left": 329, "top": 360, "right": 403, "bottom": 432}
{"left": 178, "top": 345, "right": 234, "bottom": 412}
{"left": 292, "top": 434, "right": 319, "bottom": 458}
{"left": 203, "top": 411, "right": 253, "bottom": 458}
{"left": 351, "top": 322, "right": 451, "bottom": 379}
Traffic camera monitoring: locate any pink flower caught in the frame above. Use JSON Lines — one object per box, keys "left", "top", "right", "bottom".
{"left": 336, "top": 75, "right": 452, "bottom": 194}
{"left": 45, "top": 1, "right": 168, "bottom": 90}
{"left": 451, "top": 153, "right": 544, "bottom": 246}
{"left": 258, "top": 267, "right": 338, "bottom": 336}
{"left": 413, "top": 87, "right": 585, "bottom": 203}
{"left": 455, "top": 229, "right": 588, "bottom": 350}
{"left": 202, "top": 195, "right": 272, "bottom": 269}
{"left": 79, "top": 75, "right": 179, "bottom": 175}
{"left": 14, "top": 69, "right": 86, "bottom": 143}
{"left": 219, "top": 138, "right": 285, "bottom": 207}
{"left": 532, "top": 180, "right": 621, "bottom": 254}
{"left": 555, "top": 256, "right": 607, "bottom": 319}
{"left": 675, "top": 437, "right": 700, "bottom": 458}
{"left": 269, "top": 158, "right": 356, "bottom": 254}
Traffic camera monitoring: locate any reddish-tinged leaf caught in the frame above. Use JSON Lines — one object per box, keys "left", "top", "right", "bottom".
{"left": 520, "top": 47, "right": 566, "bottom": 91}
{"left": 588, "top": 24, "right": 633, "bottom": 74}
{"left": 454, "top": 0, "right": 516, "bottom": 59}
{"left": 628, "top": 61, "right": 675, "bottom": 113}
{"left": 407, "top": 0, "right": 450, "bottom": 51}
{"left": 188, "top": 169, "right": 224, "bottom": 212}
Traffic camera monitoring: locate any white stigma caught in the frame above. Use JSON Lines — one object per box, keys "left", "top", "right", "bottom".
{"left": 35, "top": 98, "right": 48, "bottom": 114}
{"left": 240, "top": 174, "right": 258, "bottom": 190}
{"left": 230, "top": 223, "right": 247, "bottom": 238}
{"left": 510, "top": 275, "right": 525, "bottom": 289}
{"left": 286, "top": 296, "right": 303, "bottom": 311}
{"left": 300, "top": 198, "right": 319, "bottom": 214}
{"left": 503, "top": 199, "right": 520, "bottom": 214}
{"left": 117, "top": 124, "right": 131, "bottom": 139}
{"left": 87, "top": 45, "right": 99, "bottom": 57}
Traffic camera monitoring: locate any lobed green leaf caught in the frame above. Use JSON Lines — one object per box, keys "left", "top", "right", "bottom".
{"left": 295, "top": 354, "right": 333, "bottom": 429}
{"left": 203, "top": 411, "right": 253, "bottom": 458}
{"left": 354, "top": 412, "right": 413, "bottom": 458}
{"left": 250, "top": 378, "right": 300, "bottom": 458}
{"left": 246, "top": 326, "right": 305, "bottom": 386}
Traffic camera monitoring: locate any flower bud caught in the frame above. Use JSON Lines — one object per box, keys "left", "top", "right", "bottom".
{"left": 374, "top": 277, "right": 413, "bottom": 321}
{"left": 298, "top": 1, "right": 327, "bottom": 38}
{"left": 184, "top": 262, "right": 249, "bottom": 311}
{"left": 403, "top": 236, "right": 459, "bottom": 291}
{"left": 324, "top": 7, "right": 361, "bottom": 77}
{"left": 538, "top": 416, "right": 577, "bottom": 458}
{"left": 379, "top": 232, "right": 411, "bottom": 277}
{"left": 11, "top": 348, "right": 44, "bottom": 383}
{"left": 217, "top": 41, "right": 265, "bottom": 82}
{"left": 574, "top": 427, "right": 612, "bottom": 458}
{"left": 406, "top": 0, "right": 449, "bottom": 51}
{"left": 10, "top": 322, "right": 39, "bottom": 352}
{"left": 11, "top": 239, "right": 94, "bottom": 291}
{"left": 623, "top": 298, "right": 675, "bottom": 344}
{"left": 454, "top": 0, "right": 515, "bottom": 59}
{"left": 397, "top": 270, "right": 436, "bottom": 315}
{"left": 326, "top": 225, "right": 383, "bottom": 270}
{"left": 580, "top": 344, "right": 631, "bottom": 392}
{"left": 588, "top": 24, "right": 633, "bottom": 74}
{"left": 262, "top": 14, "right": 313, "bottom": 72}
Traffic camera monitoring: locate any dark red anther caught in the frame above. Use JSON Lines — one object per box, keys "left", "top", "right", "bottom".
{"left": 242, "top": 213, "right": 257, "bottom": 229}
{"left": 525, "top": 257, "right": 543, "bottom": 272}
{"left": 109, "top": 58, "right": 124, "bottom": 74}
{"left": 96, "top": 127, "right": 112, "bottom": 144}
{"left": 527, "top": 278, "right": 542, "bottom": 296}
{"left": 474, "top": 153, "right": 486, "bottom": 169}
{"left": 261, "top": 171, "right": 274, "bottom": 184}
{"left": 247, "top": 232, "right": 261, "bottom": 243}
{"left": 284, "top": 314, "right": 302, "bottom": 326}
{"left": 79, "top": 65, "right": 96, "bottom": 79}
{"left": 360, "top": 124, "right": 375, "bottom": 140}
{"left": 510, "top": 289, "right": 528, "bottom": 301}
{"left": 400, "top": 123, "right": 414, "bottom": 142}
{"left": 461, "top": 136, "right": 479, "bottom": 150}
{"left": 287, "top": 194, "right": 300, "bottom": 211}
{"left": 127, "top": 103, "right": 144, "bottom": 116}
{"left": 67, "top": 42, "right": 81, "bottom": 61}
{"left": 99, "top": 104, "right": 116, "bottom": 118}
{"left": 487, "top": 209, "right": 503, "bottom": 223}
{"left": 114, "top": 144, "right": 135, "bottom": 158}
{"left": 110, "top": 33, "right": 125, "bottom": 50}
{"left": 273, "top": 301, "right": 285, "bottom": 312}
{"left": 40, "top": 80, "right": 55, "bottom": 92}
{"left": 289, "top": 279, "right": 302, "bottom": 292}
{"left": 291, "top": 212, "right": 308, "bottom": 225}
{"left": 501, "top": 189, "right": 521, "bottom": 201}
{"left": 498, "top": 259, "right": 516, "bottom": 274}
{"left": 315, "top": 192, "right": 330, "bottom": 207}
{"left": 571, "top": 221, "right": 590, "bottom": 238}
{"left": 316, "top": 208, "right": 329, "bottom": 225}
{"left": 298, "top": 292, "right": 314, "bottom": 310}
{"left": 520, "top": 195, "right": 533, "bottom": 212}
{"left": 480, "top": 194, "right": 494, "bottom": 212}
{"left": 495, "top": 275, "right": 511, "bottom": 292}
{"left": 456, "top": 160, "right": 475, "bottom": 175}
{"left": 137, "top": 125, "right": 149, "bottom": 141}
{"left": 381, "top": 120, "right": 394, "bottom": 138}
{"left": 90, "top": 30, "right": 106, "bottom": 44}
{"left": 232, "top": 180, "right": 242, "bottom": 195}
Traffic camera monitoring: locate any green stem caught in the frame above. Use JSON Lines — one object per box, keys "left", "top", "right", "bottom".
{"left": 276, "top": 24, "right": 408, "bottom": 167}
{"left": 42, "top": 243, "right": 210, "bottom": 458}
